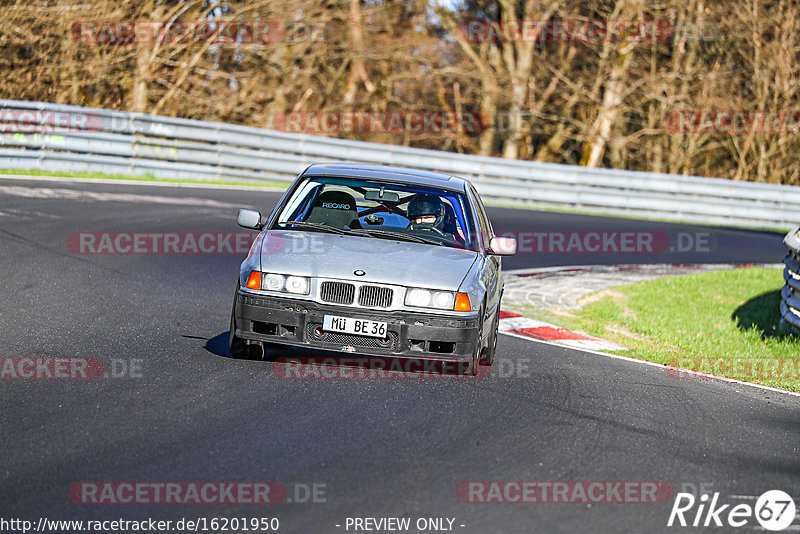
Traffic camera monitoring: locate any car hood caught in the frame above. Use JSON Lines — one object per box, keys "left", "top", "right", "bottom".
{"left": 258, "top": 230, "right": 478, "bottom": 290}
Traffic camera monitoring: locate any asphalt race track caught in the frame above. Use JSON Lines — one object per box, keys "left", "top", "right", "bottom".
{"left": 2, "top": 177, "right": 798, "bottom": 533}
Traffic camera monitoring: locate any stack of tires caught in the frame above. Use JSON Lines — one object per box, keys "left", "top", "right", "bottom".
{"left": 781, "top": 226, "right": 800, "bottom": 334}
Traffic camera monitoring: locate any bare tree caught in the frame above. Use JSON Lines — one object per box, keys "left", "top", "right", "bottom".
{"left": 3, "top": 0, "right": 800, "bottom": 184}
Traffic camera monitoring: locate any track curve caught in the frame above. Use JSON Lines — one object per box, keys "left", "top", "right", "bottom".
{"left": 1, "top": 177, "right": 797, "bottom": 533}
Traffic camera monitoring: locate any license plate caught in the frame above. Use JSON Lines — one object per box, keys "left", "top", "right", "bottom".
{"left": 322, "top": 315, "right": 388, "bottom": 338}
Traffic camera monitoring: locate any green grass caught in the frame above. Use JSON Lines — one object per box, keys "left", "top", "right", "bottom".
{"left": 507, "top": 267, "right": 800, "bottom": 392}
{"left": 0, "top": 168, "right": 290, "bottom": 189}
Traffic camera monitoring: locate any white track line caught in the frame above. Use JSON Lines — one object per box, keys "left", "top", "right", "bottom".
{"left": 499, "top": 330, "right": 800, "bottom": 399}
{"left": 506, "top": 264, "right": 785, "bottom": 276}
{"left": 0, "top": 173, "right": 287, "bottom": 192}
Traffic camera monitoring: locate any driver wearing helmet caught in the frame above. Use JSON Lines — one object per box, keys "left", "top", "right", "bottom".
{"left": 407, "top": 194, "right": 449, "bottom": 236}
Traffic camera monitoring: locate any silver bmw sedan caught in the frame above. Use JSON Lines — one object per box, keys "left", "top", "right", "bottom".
{"left": 230, "top": 163, "right": 517, "bottom": 375}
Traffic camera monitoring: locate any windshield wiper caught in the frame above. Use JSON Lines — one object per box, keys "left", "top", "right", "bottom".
{"left": 352, "top": 229, "right": 443, "bottom": 246}
{"left": 278, "top": 221, "right": 346, "bottom": 235}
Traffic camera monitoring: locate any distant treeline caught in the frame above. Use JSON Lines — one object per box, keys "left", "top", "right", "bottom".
{"left": 2, "top": 0, "right": 796, "bottom": 184}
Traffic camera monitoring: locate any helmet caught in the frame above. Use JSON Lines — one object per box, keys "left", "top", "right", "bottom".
{"left": 407, "top": 194, "right": 445, "bottom": 231}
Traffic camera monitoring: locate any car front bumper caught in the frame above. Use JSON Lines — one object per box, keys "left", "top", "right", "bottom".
{"left": 234, "top": 291, "right": 481, "bottom": 362}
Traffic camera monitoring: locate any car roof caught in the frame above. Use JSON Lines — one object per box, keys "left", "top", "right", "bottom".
{"left": 301, "top": 163, "right": 470, "bottom": 192}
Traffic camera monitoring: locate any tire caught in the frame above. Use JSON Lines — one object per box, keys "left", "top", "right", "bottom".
{"left": 229, "top": 294, "right": 263, "bottom": 360}
{"left": 480, "top": 307, "right": 499, "bottom": 367}
{"left": 469, "top": 306, "right": 486, "bottom": 376}
{"left": 469, "top": 341, "right": 482, "bottom": 376}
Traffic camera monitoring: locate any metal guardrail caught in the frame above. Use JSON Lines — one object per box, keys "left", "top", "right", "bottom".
{"left": 781, "top": 227, "right": 800, "bottom": 334}
{"left": 2, "top": 99, "right": 800, "bottom": 228}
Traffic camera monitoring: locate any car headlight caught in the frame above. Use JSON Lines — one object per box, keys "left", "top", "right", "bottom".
{"left": 248, "top": 272, "right": 310, "bottom": 295}
{"left": 431, "top": 291, "right": 455, "bottom": 309}
{"left": 263, "top": 273, "right": 285, "bottom": 291}
{"left": 405, "top": 288, "right": 433, "bottom": 307}
{"left": 285, "top": 276, "right": 309, "bottom": 294}
{"left": 404, "top": 288, "right": 456, "bottom": 310}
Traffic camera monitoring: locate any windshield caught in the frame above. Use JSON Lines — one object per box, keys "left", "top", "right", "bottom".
{"left": 272, "top": 176, "right": 478, "bottom": 251}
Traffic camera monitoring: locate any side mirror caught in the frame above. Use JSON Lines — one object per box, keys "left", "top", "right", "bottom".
{"left": 237, "top": 209, "right": 262, "bottom": 230}
{"left": 488, "top": 236, "right": 517, "bottom": 256}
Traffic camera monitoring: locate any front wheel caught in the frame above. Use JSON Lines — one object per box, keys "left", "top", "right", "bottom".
{"left": 480, "top": 308, "right": 499, "bottom": 367}
{"left": 469, "top": 311, "right": 485, "bottom": 376}
{"left": 229, "top": 299, "right": 263, "bottom": 360}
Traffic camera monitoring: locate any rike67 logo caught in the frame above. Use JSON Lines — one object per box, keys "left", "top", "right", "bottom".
{"left": 668, "top": 490, "right": 796, "bottom": 531}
